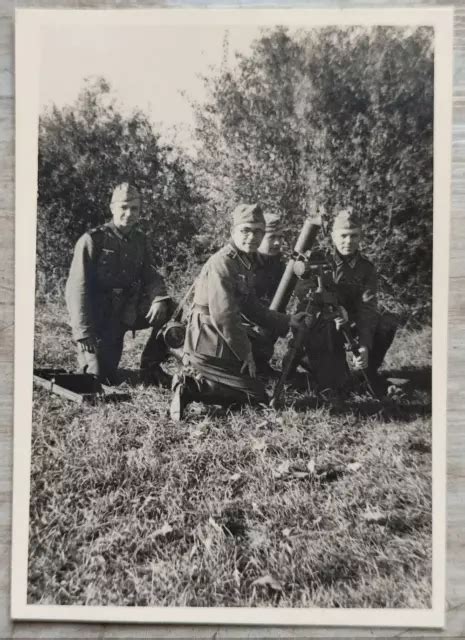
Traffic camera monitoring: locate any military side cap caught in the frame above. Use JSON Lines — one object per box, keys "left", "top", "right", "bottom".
{"left": 332, "top": 208, "right": 361, "bottom": 231}
{"left": 111, "top": 182, "right": 140, "bottom": 204}
{"left": 231, "top": 203, "right": 265, "bottom": 227}
{"left": 263, "top": 212, "right": 283, "bottom": 232}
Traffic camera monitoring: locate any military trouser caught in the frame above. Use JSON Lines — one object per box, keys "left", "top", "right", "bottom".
{"left": 76, "top": 307, "right": 174, "bottom": 385}
{"left": 177, "top": 350, "right": 269, "bottom": 410}
{"left": 283, "top": 311, "right": 398, "bottom": 391}
{"left": 247, "top": 326, "right": 277, "bottom": 373}
{"left": 367, "top": 312, "right": 398, "bottom": 374}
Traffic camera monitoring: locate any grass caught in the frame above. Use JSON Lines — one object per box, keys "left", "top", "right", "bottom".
{"left": 28, "top": 300, "right": 432, "bottom": 608}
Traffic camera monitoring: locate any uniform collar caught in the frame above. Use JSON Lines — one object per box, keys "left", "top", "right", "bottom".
{"left": 333, "top": 249, "right": 359, "bottom": 270}
{"left": 108, "top": 221, "right": 136, "bottom": 241}
{"left": 229, "top": 241, "right": 255, "bottom": 270}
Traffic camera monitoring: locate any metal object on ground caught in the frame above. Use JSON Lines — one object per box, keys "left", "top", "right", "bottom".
{"left": 161, "top": 320, "right": 186, "bottom": 349}
{"left": 33, "top": 368, "right": 130, "bottom": 403}
{"left": 156, "top": 281, "right": 196, "bottom": 352}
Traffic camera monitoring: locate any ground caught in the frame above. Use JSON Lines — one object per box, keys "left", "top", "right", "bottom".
{"left": 27, "top": 300, "right": 432, "bottom": 608}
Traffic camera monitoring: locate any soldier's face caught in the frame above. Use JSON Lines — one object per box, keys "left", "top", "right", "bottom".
{"left": 232, "top": 223, "right": 265, "bottom": 254}
{"left": 331, "top": 228, "right": 361, "bottom": 256}
{"left": 111, "top": 198, "right": 141, "bottom": 234}
{"left": 259, "top": 231, "right": 283, "bottom": 256}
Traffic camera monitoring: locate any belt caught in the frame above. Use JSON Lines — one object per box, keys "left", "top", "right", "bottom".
{"left": 101, "top": 286, "right": 134, "bottom": 294}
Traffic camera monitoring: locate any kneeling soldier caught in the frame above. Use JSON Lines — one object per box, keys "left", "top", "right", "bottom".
{"left": 65, "top": 182, "right": 173, "bottom": 386}
{"left": 289, "top": 208, "right": 398, "bottom": 392}
{"left": 170, "top": 203, "right": 307, "bottom": 421}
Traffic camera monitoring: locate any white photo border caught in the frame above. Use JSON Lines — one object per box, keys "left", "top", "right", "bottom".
{"left": 12, "top": 6, "right": 453, "bottom": 627}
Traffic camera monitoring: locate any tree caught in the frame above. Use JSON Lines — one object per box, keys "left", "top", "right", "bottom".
{"left": 191, "top": 26, "right": 434, "bottom": 317}
{"left": 37, "top": 77, "right": 202, "bottom": 291}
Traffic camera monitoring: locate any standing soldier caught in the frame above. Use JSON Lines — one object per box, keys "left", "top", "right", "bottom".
{"left": 65, "top": 182, "right": 173, "bottom": 386}
{"left": 246, "top": 212, "right": 286, "bottom": 377}
{"left": 288, "top": 208, "right": 398, "bottom": 392}
{"left": 170, "top": 203, "right": 308, "bottom": 421}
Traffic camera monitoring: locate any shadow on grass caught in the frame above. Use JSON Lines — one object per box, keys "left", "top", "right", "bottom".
{"left": 345, "top": 397, "right": 431, "bottom": 422}
{"left": 290, "top": 366, "right": 432, "bottom": 423}
{"left": 118, "top": 368, "right": 144, "bottom": 386}
{"left": 289, "top": 395, "right": 426, "bottom": 423}
{"left": 116, "top": 366, "right": 431, "bottom": 425}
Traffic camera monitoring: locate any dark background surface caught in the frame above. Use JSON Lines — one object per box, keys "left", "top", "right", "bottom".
{"left": 1, "top": 0, "right": 464, "bottom": 637}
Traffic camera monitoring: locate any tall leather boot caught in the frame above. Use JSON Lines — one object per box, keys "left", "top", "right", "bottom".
{"left": 140, "top": 327, "right": 172, "bottom": 388}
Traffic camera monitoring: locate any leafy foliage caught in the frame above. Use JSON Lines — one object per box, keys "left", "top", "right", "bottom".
{"left": 37, "top": 77, "right": 202, "bottom": 291}
{"left": 191, "top": 27, "right": 433, "bottom": 318}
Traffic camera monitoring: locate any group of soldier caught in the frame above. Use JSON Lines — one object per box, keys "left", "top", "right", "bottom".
{"left": 65, "top": 182, "right": 398, "bottom": 421}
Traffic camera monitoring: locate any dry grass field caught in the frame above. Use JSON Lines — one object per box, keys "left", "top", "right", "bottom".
{"left": 27, "top": 300, "right": 432, "bottom": 608}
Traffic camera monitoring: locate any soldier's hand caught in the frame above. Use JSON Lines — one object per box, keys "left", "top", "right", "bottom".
{"left": 78, "top": 337, "right": 97, "bottom": 354}
{"left": 352, "top": 346, "right": 369, "bottom": 370}
{"left": 146, "top": 300, "right": 169, "bottom": 326}
{"left": 241, "top": 352, "right": 256, "bottom": 378}
{"left": 334, "top": 306, "right": 349, "bottom": 331}
{"left": 290, "top": 312, "right": 311, "bottom": 329}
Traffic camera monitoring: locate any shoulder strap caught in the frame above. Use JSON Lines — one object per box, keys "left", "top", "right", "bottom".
{"left": 87, "top": 224, "right": 108, "bottom": 263}
{"left": 225, "top": 243, "right": 238, "bottom": 259}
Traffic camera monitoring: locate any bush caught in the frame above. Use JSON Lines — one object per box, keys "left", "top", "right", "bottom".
{"left": 37, "top": 77, "right": 203, "bottom": 293}
{"left": 191, "top": 26, "right": 433, "bottom": 319}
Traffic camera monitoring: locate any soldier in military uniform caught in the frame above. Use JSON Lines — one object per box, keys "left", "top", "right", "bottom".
{"left": 170, "top": 203, "right": 308, "bottom": 421}
{"left": 65, "top": 183, "right": 173, "bottom": 386}
{"left": 288, "top": 208, "right": 398, "bottom": 392}
{"left": 246, "top": 212, "right": 286, "bottom": 377}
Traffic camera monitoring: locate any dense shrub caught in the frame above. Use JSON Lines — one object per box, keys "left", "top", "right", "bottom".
{"left": 37, "top": 77, "right": 203, "bottom": 293}
{"left": 191, "top": 26, "right": 433, "bottom": 319}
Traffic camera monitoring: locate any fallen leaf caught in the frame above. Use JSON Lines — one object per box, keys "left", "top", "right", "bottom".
{"left": 292, "top": 471, "right": 309, "bottom": 479}
{"left": 251, "top": 438, "right": 266, "bottom": 451}
{"left": 230, "top": 472, "right": 242, "bottom": 482}
{"left": 252, "top": 574, "right": 283, "bottom": 591}
{"left": 307, "top": 459, "right": 316, "bottom": 474}
{"left": 256, "top": 420, "right": 268, "bottom": 428}
{"left": 190, "top": 425, "right": 206, "bottom": 438}
{"left": 277, "top": 460, "right": 290, "bottom": 474}
{"left": 313, "top": 516, "right": 322, "bottom": 526}
{"left": 347, "top": 462, "right": 362, "bottom": 472}
{"left": 272, "top": 460, "right": 290, "bottom": 478}
{"left": 282, "top": 528, "right": 292, "bottom": 537}
{"left": 363, "top": 508, "right": 387, "bottom": 524}
{"left": 202, "top": 535, "right": 213, "bottom": 553}
{"left": 153, "top": 523, "right": 173, "bottom": 537}
{"left": 208, "top": 516, "right": 223, "bottom": 533}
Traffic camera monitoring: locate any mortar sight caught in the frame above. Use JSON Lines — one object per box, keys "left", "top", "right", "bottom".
{"left": 293, "top": 249, "right": 329, "bottom": 279}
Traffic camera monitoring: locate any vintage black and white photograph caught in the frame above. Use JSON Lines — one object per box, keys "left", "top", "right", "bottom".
{"left": 12, "top": 8, "right": 451, "bottom": 626}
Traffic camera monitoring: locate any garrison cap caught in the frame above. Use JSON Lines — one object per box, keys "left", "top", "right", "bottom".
{"left": 263, "top": 212, "right": 283, "bottom": 233}
{"left": 111, "top": 182, "right": 140, "bottom": 204}
{"left": 232, "top": 203, "right": 265, "bottom": 227}
{"left": 332, "top": 208, "right": 361, "bottom": 231}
